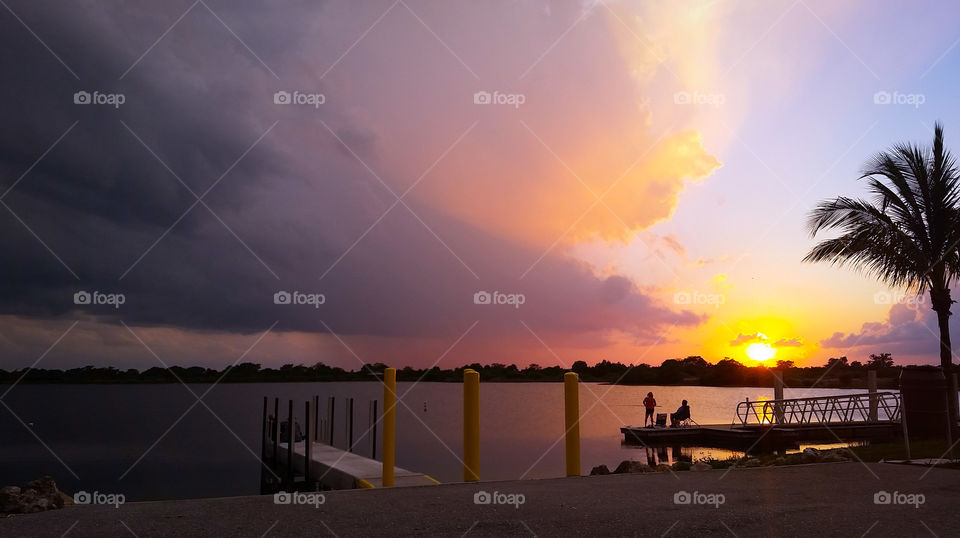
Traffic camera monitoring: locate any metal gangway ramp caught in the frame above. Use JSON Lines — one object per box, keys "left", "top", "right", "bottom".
{"left": 734, "top": 392, "right": 902, "bottom": 426}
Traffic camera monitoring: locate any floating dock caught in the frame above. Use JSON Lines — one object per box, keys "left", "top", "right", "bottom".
{"left": 621, "top": 422, "right": 900, "bottom": 451}
{"left": 272, "top": 439, "right": 439, "bottom": 489}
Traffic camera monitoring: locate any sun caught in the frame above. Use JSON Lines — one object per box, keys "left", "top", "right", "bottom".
{"left": 745, "top": 342, "right": 777, "bottom": 362}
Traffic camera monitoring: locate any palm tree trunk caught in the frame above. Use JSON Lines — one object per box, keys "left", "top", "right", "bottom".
{"left": 931, "top": 285, "right": 957, "bottom": 439}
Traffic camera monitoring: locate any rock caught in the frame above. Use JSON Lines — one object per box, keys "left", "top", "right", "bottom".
{"left": 743, "top": 458, "right": 763, "bottom": 467}
{"left": 786, "top": 454, "right": 804, "bottom": 465}
{"left": 590, "top": 465, "right": 611, "bottom": 475}
{"left": 25, "top": 476, "right": 63, "bottom": 509}
{"left": 773, "top": 457, "right": 786, "bottom": 466}
{"left": 801, "top": 447, "right": 821, "bottom": 463}
{"left": 613, "top": 460, "right": 651, "bottom": 474}
{"left": 0, "top": 476, "right": 65, "bottom": 514}
{"left": 690, "top": 461, "right": 712, "bottom": 471}
{"left": 821, "top": 452, "right": 846, "bottom": 463}
{"left": 0, "top": 486, "right": 22, "bottom": 513}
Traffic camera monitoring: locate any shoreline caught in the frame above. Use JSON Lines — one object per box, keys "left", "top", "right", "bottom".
{"left": 2, "top": 463, "right": 956, "bottom": 536}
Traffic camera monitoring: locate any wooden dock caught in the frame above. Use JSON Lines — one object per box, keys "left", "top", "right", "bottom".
{"left": 261, "top": 395, "right": 438, "bottom": 491}
{"left": 273, "top": 439, "right": 439, "bottom": 489}
{"left": 621, "top": 422, "right": 900, "bottom": 451}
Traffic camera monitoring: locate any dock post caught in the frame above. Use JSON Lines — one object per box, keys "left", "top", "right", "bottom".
{"left": 952, "top": 374, "right": 959, "bottom": 442}
{"left": 773, "top": 372, "right": 784, "bottom": 424}
{"left": 901, "top": 408, "right": 912, "bottom": 462}
{"left": 868, "top": 370, "right": 878, "bottom": 421}
{"left": 564, "top": 372, "right": 581, "bottom": 477}
{"left": 328, "top": 396, "right": 336, "bottom": 446}
{"left": 261, "top": 396, "right": 268, "bottom": 460}
{"left": 260, "top": 396, "right": 269, "bottom": 493}
{"left": 383, "top": 367, "right": 397, "bottom": 487}
{"left": 314, "top": 395, "right": 319, "bottom": 441}
{"left": 287, "top": 399, "right": 294, "bottom": 488}
{"left": 272, "top": 397, "right": 279, "bottom": 466}
{"left": 370, "top": 399, "right": 378, "bottom": 459}
{"left": 463, "top": 368, "right": 480, "bottom": 482}
{"left": 304, "top": 400, "right": 311, "bottom": 488}
{"left": 348, "top": 398, "right": 355, "bottom": 452}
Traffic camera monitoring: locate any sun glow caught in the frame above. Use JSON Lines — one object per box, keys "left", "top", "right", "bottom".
{"left": 745, "top": 342, "right": 777, "bottom": 362}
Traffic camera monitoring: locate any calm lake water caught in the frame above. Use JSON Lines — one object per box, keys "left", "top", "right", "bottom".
{"left": 0, "top": 383, "right": 869, "bottom": 500}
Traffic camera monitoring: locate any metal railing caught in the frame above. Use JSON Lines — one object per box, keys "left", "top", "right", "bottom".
{"left": 734, "top": 392, "right": 901, "bottom": 426}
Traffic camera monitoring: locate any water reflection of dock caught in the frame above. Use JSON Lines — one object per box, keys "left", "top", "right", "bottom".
{"left": 620, "top": 422, "right": 899, "bottom": 451}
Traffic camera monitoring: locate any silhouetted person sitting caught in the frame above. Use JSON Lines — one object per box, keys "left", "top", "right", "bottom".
{"left": 670, "top": 400, "right": 691, "bottom": 427}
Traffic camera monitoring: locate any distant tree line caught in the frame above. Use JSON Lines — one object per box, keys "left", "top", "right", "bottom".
{"left": 0, "top": 352, "right": 921, "bottom": 388}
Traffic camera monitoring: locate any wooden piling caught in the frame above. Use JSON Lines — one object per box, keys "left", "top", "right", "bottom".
{"left": 328, "top": 396, "right": 336, "bottom": 446}
{"left": 287, "top": 399, "right": 294, "bottom": 487}
{"left": 305, "top": 400, "right": 311, "bottom": 486}
{"left": 773, "top": 372, "right": 784, "bottom": 424}
{"left": 348, "top": 397, "right": 355, "bottom": 452}
{"left": 272, "top": 397, "right": 279, "bottom": 466}
{"left": 260, "top": 396, "right": 268, "bottom": 460}
{"left": 564, "top": 372, "right": 581, "bottom": 477}
{"left": 370, "top": 399, "right": 378, "bottom": 459}
{"left": 383, "top": 368, "right": 396, "bottom": 487}
{"left": 314, "top": 395, "right": 320, "bottom": 441}
{"left": 463, "top": 369, "right": 480, "bottom": 482}
{"left": 868, "top": 370, "right": 878, "bottom": 421}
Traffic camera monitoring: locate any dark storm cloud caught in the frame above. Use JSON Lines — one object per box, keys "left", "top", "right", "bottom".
{"left": 0, "top": 0, "right": 705, "bottom": 360}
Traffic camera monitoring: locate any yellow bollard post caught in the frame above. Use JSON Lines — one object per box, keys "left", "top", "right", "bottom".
{"left": 564, "top": 372, "right": 581, "bottom": 477}
{"left": 382, "top": 367, "right": 396, "bottom": 487}
{"left": 463, "top": 368, "right": 480, "bottom": 481}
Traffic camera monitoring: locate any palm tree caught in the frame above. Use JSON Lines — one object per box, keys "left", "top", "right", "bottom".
{"left": 804, "top": 122, "right": 960, "bottom": 434}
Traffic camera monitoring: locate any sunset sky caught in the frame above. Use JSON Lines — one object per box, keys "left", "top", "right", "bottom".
{"left": 3, "top": 0, "right": 960, "bottom": 370}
